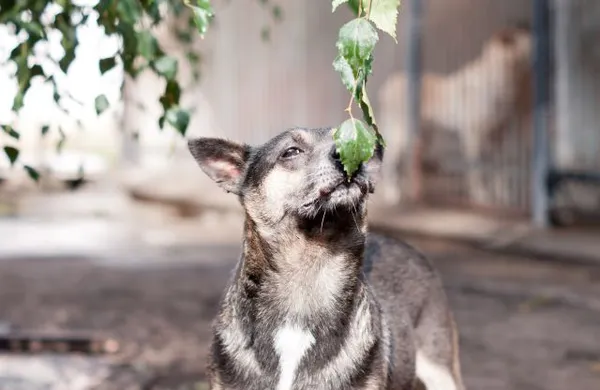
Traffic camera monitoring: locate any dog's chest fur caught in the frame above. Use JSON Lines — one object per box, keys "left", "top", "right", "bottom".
{"left": 210, "top": 235, "right": 390, "bottom": 390}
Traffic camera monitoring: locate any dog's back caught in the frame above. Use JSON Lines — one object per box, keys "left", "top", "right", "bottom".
{"left": 365, "top": 234, "right": 464, "bottom": 390}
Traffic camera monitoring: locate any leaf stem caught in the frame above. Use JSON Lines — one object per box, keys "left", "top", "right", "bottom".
{"left": 345, "top": 80, "right": 358, "bottom": 118}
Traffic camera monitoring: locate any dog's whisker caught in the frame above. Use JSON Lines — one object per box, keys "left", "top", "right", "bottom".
{"left": 320, "top": 208, "right": 327, "bottom": 233}
{"left": 350, "top": 201, "right": 360, "bottom": 232}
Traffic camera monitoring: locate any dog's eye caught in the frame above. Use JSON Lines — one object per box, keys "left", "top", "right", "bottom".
{"left": 280, "top": 147, "right": 303, "bottom": 159}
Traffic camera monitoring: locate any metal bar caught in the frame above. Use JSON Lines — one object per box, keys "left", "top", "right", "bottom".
{"left": 532, "top": 0, "right": 552, "bottom": 228}
{"left": 405, "top": 0, "right": 423, "bottom": 202}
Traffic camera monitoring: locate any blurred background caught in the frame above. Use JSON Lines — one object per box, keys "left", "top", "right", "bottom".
{"left": 0, "top": 0, "right": 599, "bottom": 389}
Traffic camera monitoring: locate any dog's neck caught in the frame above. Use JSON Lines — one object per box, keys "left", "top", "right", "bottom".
{"left": 239, "top": 212, "right": 367, "bottom": 319}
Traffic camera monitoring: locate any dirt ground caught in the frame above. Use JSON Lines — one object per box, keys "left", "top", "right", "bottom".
{"left": 0, "top": 234, "right": 599, "bottom": 390}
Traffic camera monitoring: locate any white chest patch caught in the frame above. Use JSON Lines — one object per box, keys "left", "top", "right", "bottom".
{"left": 274, "top": 325, "right": 315, "bottom": 390}
{"left": 416, "top": 350, "right": 457, "bottom": 390}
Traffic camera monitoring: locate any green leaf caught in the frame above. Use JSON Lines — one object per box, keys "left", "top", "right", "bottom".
{"left": 3, "top": 146, "right": 19, "bottom": 166}
{"left": 159, "top": 80, "right": 181, "bottom": 111}
{"left": 95, "top": 95, "right": 110, "bottom": 115}
{"left": 261, "top": 26, "right": 270, "bottom": 42}
{"left": 165, "top": 107, "right": 191, "bottom": 136}
{"left": 272, "top": 5, "right": 283, "bottom": 21}
{"left": 116, "top": 0, "right": 141, "bottom": 24}
{"left": 145, "top": 0, "right": 162, "bottom": 24}
{"left": 333, "top": 55, "right": 355, "bottom": 91}
{"left": 41, "top": 125, "right": 50, "bottom": 136}
{"left": 137, "top": 30, "right": 158, "bottom": 61}
{"left": 59, "top": 48, "right": 76, "bottom": 73}
{"left": 186, "top": 0, "right": 214, "bottom": 38}
{"left": 367, "top": 0, "right": 400, "bottom": 41}
{"left": 357, "top": 79, "right": 385, "bottom": 146}
{"left": 334, "top": 118, "right": 377, "bottom": 177}
{"left": 21, "top": 21, "right": 45, "bottom": 39}
{"left": 12, "top": 92, "right": 25, "bottom": 111}
{"left": 358, "top": 80, "right": 375, "bottom": 126}
{"left": 336, "top": 18, "right": 378, "bottom": 71}
{"left": 153, "top": 56, "right": 178, "bottom": 80}
{"left": 175, "top": 29, "right": 193, "bottom": 44}
{"left": 1, "top": 125, "right": 20, "bottom": 140}
{"left": 30, "top": 64, "right": 44, "bottom": 78}
{"left": 187, "top": 51, "right": 200, "bottom": 63}
{"left": 24, "top": 165, "right": 40, "bottom": 182}
{"left": 99, "top": 57, "right": 117, "bottom": 74}
{"left": 332, "top": 0, "right": 349, "bottom": 12}
{"left": 57, "top": 127, "right": 66, "bottom": 153}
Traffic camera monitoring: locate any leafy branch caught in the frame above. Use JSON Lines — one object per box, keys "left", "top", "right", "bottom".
{"left": 0, "top": 0, "right": 214, "bottom": 180}
{"left": 1, "top": 0, "right": 396, "bottom": 182}
{"left": 332, "top": 0, "right": 400, "bottom": 177}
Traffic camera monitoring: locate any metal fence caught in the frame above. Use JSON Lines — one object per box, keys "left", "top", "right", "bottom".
{"left": 379, "top": 0, "right": 600, "bottom": 225}
{"left": 377, "top": 0, "right": 535, "bottom": 215}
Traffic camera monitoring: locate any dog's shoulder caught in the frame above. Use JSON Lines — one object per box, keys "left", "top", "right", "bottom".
{"left": 364, "top": 233, "right": 443, "bottom": 323}
{"left": 364, "top": 233, "right": 436, "bottom": 280}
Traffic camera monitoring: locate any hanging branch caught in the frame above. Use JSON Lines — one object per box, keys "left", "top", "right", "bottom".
{"left": 332, "top": 0, "right": 401, "bottom": 177}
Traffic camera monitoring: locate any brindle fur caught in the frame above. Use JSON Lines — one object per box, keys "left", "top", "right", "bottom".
{"left": 188, "top": 128, "right": 465, "bottom": 390}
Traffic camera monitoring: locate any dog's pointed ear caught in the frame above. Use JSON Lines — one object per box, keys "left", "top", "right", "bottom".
{"left": 187, "top": 137, "right": 250, "bottom": 195}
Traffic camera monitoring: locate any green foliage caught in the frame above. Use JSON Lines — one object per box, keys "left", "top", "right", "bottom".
{"left": 94, "top": 95, "right": 110, "bottom": 115}
{"left": 0, "top": 0, "right": 211, "bottom": 176}
{"left": 165, "top": 107, "right": 191, "bottom": 136}
{"left": 1, "top": 125, "right": 20, "bottom": 140}
{"left": 1, "top": 0, "right": 398, "bottom": 182}
{"left": 3, "top": 146, "right": 19, "bottom": 166}
{"left": 153, "top": 56, "right": 179, "bottom": 80}
{"left": 368, "top": 0, "right": 401, "bottom": 41}
{"left": 332, "top": 0, "right": 400, "bottom": 176}
{"left": 185, "top": 0, "right": 214, "bottom": 38}
{"left": 24, "top": 165, "right": 40, "bottom": 182}
{"left": 334, "top": 118, "right": 377, "bottom": 177}
{"left": 99, "top": 57, "right": 117, "bottom": 74}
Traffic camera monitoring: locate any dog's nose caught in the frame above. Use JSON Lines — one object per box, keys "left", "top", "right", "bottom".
{"left": 331, "top": 146, "right": 340, "bottom": 161}
{"left": 330, "top": 146, "right": 347, "bottom": 174}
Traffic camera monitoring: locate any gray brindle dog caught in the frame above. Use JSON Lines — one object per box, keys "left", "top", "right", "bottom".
{"left": 188, "top": 128, "right": 465, "bottom": 390}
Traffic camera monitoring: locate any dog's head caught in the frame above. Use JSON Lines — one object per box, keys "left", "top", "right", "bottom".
{"left": 188, "top": 128, "right": 383, "bottom": 237}
{"left": 485, "top": 25, "right": 533, "bottom": 69}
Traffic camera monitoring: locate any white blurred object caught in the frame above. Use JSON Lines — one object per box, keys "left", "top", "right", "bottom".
{"left": 45, "top": 152, "right": 108, "bottom": 181}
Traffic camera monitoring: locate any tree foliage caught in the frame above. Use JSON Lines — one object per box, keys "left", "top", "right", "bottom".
{"left": 0, "top": 0, "right": 400, "bottom": 180}
{"left": 0, "top": 0, "right": 212, "bottom": 180}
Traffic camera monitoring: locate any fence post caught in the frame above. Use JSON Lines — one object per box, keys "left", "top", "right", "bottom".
{"left": 405, "top": 0, "right": 423, "bottom": 202}
{"left": 532, "top": 0, "right": 551, "bottom": 228}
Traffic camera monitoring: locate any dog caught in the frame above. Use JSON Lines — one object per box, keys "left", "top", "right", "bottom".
{"left": 378, "top": 25, "right": 533, "bottom": 205}
{"left": 187, "top": 128, "right": 464, "bottom": 390}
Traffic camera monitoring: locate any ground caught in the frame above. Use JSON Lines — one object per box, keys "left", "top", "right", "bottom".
{"left": 0, "top": 234, "right": 599, "bottom": 390}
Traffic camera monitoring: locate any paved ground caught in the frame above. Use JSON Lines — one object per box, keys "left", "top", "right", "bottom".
{"left": 0, "top": 235, "right": 599, "bottom": 390}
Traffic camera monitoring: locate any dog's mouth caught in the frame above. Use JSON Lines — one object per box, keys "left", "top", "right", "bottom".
{"left": 299, "top": 177, "right": 370, "bottom": 216}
